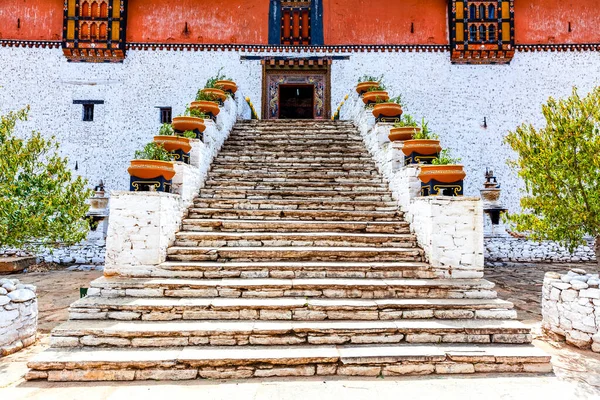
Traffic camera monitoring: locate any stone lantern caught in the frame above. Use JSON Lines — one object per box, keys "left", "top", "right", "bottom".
{"left": 481, "top": 169, "right": 508, "bottom": 236}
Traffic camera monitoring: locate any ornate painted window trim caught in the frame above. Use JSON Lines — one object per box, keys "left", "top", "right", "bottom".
{"left": 449, "top": 1, "right": 514, "bottom": 64}
{"left": 62, "top": 0, "right": 128, "bottom": 62}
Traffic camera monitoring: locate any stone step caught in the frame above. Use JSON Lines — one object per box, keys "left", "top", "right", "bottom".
{"left": 214, "top": 156, "right": 375, "bottom": 163}
{"left": 204, "top": 179, "right": 387, "bottom": 188}
{"left": 69, "top": 297, "right": 516, "bottom": 322}
{"left": 217, "top": 149, "right": 371, "bottom": 156}
{"left": 207, "top": 175, "right": 386, "bottom": 184}
{"left": 211, "top": 162, "right": 376, "bottom": 170}
{"left": 89, "top": 277, "right": 495, "bottom": 299}
{"left": 209, "top": 169, "right": 380, "bottom": 177}
{"left": 180, "top": 219, "right": 410, "bottom": 234}
{"left": 47, "top": 319, "right": 532, "bottom": 349}
{"left": 27, "top": 344, "right": 551, "bottom": 381}
{"left": 145, "top": 261, "right": 435, "bottom": 279}
{"left": 173, "top": 232, "right": 417, "bottom": 248}
{"left": 186, "top": 208, "right": 402, "bottom": 222}
{"left": 226, "top": 137, "right": 363, "bottom": 143}
{"left": 192, "top": 198, "right": 395, "bottom": 212}
{"left": 198, "top": 189, "right": 392, "bottom": 201}
{"left": 166, "top": 246, "right": 422, "bottom": 262}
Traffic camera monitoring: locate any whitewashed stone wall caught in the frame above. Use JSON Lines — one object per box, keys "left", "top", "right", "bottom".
{"left": 486, "top": 237, "right": 596, "bottom": 265}
{"left": 542, "top": 269, "right": 600, "bottom": 353}
{"left": 0, "top": 278, "right": 37, "bottom": 357}
{"left": 1, "top": 47, "right": 600, "bottom": 261}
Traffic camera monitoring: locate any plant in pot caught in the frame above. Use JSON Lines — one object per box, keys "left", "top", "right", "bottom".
{"left": 127, "top": 142, "right": 176, "bottom": 192}
{"left": 372, "top": 95, "right": 403, "bottom": 123}
{"left": 362, "top": 84, "right": 389, "bottom": 105}
{"left": 192, "top": 91, "right": 221, "bottom": 119}
{"left": 200, "top": 71, "right": 229, "bottom": 103}
{"left": 356, "top": 75, "right": 383, "bottom": 95}
{"left": 172, "top": 106, "right": 207, "bottom": 139}
{"left": 212, "top": 68, "right": 237, "bottom": 95}
{"left": 389, "top": 114, "right": 421, "bottom": 142}
{"left": 418, "top": 149, "right": 465, "bottom": 196}
{"left": 153, "top": 123, "right": 192, "bottom": 164}
{"left": 401, "top": 119, "right": 442, "bottom": 165}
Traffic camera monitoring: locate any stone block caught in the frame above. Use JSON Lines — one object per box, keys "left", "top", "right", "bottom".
{"left": 254, "top": 365, "right": 315, "bottom": 377}
{"left": 383, "top": 364, "right": 435, "bottom": 375}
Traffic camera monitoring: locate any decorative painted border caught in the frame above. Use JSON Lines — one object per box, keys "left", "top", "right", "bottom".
{"left": 1, "top": 40, "right": 600, "bottom": 53}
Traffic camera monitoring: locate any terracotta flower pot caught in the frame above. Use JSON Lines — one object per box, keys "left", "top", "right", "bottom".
{"left": 153, "top": 136, "right": 192, "bottom": 154}
{"left": 372, "top": 103, "right": 403, "bottom": 118}
{"left": 418, "top": 165, "right": 466, "bottom": 184}
{"left": 356, "top": 81, "right": 380, "bottom": 95}
{"left": 216, "top": 80, "right": 237, "bottom": 94}
{"left": 389, "top": 127, "right": 421, "bottom": 142}
{"left": 127, "top": 160, "right": 175, "bottom": 180}
{"left": 362, "top": 91, "right": 389, "bottom": 105}
{"left": 172, "top": 116, "right": 206, "bottom": 133}
{"left": 191, "top": 100, "right": 220, "bottom": 117}
{"left": 401, "top": 139, "right": 442, "bottom": 157}
{"left": 201, "top": 88, "right": 227, "bottom": 102}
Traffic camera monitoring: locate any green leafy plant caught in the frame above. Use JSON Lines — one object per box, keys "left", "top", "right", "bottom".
{"left": 358, "top": 74, "right": 383, "bottom": 83}
{"left": 504, "top": 87, "right": 600, "bottom": 265}
{"left": 366, "top": 83, "right": 387, "bottom": 92}
{"left": 205, "top": 67, "right": 231, "bottom": 89}
{"left": 431, "top": 149, "right": 461, "bottom": 165}
{"left": 158, "top": 123, "right": 174, "bottom": 136}
{"left": 195, "top": 90, "right": 219, "bottom": 102}
{"left": 412, "top": 118, "right": 439, "bottom": 140}
{"left": 183, "top": 105, "right": 208, "bottom": 119}
{"left": 182, "top": 130, "right": 197, "bottom": 139}
{"left": 394, "top": 114, "right": 418, "bottom": 128}
{"left": 0, "top": 106, "right": 92, "bottom": 250}
{"left": 134, "top": 142, "right": 174, "bottom": 161}
{"left": 374, "top": 95, "right": 402, "bottom": 105}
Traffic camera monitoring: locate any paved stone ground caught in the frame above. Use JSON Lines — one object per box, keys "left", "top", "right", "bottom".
{"left": 1, "top": 266, "right": 600, "bottom": 399}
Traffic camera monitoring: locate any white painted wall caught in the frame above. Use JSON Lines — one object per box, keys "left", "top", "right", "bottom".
{"left": 1, "top": 47, "right": 600, "bottom": 215}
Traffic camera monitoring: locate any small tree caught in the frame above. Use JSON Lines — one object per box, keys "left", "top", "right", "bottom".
{"left": 505, "top": 87, "right": 600, "bottom": 266}
{"left": 0, "top": 106, "right": 92, "bottom": 250}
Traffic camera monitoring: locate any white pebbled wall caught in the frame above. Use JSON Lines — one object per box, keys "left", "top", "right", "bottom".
{"left": 2, "top": 47, "right": 600, "bottom": 213}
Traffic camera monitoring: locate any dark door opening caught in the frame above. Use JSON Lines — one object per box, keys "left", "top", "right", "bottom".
{"left": 278, "top": 84, "right": 314, "bottom": 119}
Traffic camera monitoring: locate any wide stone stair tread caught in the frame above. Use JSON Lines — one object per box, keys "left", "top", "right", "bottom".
{"left": 192, "top": 198, "right": 396, "bottom": 209}
{"left": 46, "top": 319, "right": 532, "bottom": 349}
{"left": 208, "top": 169, "right": 381, "bottom": 177}
{"left": 165, "top": 246, "right": 423, "bottom": 262}
{"left": 206, "top": 176, "right": 386, "bottom": 184}
{"left": 27, "top": 344, "right": 550, "bottom": 381}
{"left": 186, "top": 208, "right": 403, "bottom": 222}
{"left": 198, "top": 189, "right": 393, "bottom": 201}
{"left": 89, "top": 276, "right": 494, "bottom": 293}
{"left": 152, "top": 260, "right": 433, "bottom": 279}
{"left": 203, "top": 180, "right": 388, "bottom": 189}
{"left": 212, "top": 162, "right": 377, "bottom": 169}
{"left": 174, "top": 232, "right": 417, "bottom": 248}
{"left": 67, "top": 296, "right": 516, "bottom": 323}
{"left": 180, "top": 219, "right": 409, "bottom": 233}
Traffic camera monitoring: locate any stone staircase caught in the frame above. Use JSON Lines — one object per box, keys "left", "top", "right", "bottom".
{"left": 27, "top": 120, "right": 551, "bottom": 381}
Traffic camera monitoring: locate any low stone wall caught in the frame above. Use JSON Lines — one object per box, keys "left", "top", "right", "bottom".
{"left": 542, "top": 269, "right": 600, "bottom": 353}
{"left": 486, "top": 237, "right": 596, "bottom": 264}
{"left": 0, "top": 278, "right": 38, "bottom": 357}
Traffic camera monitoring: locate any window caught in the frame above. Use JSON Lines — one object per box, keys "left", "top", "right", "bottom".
{"left": 83, "top": 104, "right": 94, "bottom": 122}
{"left": 159, "top": 107, "right": 172, "bottom": 124}
{"left": 63, "top": 0, "right": 127, "bottom": 62}
{"left": 449, "top": 1, "right": 515, "bottom": 64}
{"left": 268, "top": 0, "right": 323, "bottom": 46}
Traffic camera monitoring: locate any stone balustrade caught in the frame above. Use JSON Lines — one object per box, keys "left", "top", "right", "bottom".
{"left": 347, "top": 94, "right": 484, "bottom": 279}
{"left": 542, "top": 269, "right": 600, "bottom": 353}
{"left": 0, "top": 278, "right": 38, "bottom": 357}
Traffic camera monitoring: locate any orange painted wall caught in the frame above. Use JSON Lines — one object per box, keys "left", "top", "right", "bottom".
{"left": 323, "top": 0, "right": 448, "bottom": 45}
{"left": 515, "top": 0, "right": 600, "bottom": 44}
{"left": 126, "top": 0, "right": 270, "bottom": 43}
{"left": 0, "top": 0, "right": 63, "bottom": 41}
